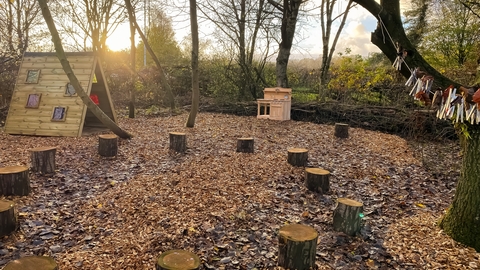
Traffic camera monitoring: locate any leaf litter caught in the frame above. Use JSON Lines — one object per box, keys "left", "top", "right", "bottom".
{"left": 0, "top": 112, "right": 478, "bottom": 269}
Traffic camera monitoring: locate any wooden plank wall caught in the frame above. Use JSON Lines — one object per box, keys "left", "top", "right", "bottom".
{"left": 4, "top": 53, "right": 94, "bottom": 137}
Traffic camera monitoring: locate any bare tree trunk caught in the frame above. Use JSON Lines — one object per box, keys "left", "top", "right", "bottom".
{"left": 186, "top": 0, "right": 200, "bottom": 128}
{"left": 37, "top": 0, "right": 132, "bottom": 139}
{"left": 124, "top": 0, "right": 176, "bottom": 111}
{"left": 319, "top": 0, "right": 354, "bottom": 100}
{"left": 127, "top": 4, "right": 136, "bottom": 119}
{"left": 268, "top": 0, "right": 303, "bottom": 88}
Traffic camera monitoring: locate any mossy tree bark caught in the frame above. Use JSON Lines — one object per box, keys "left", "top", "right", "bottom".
{"left": 98, "top": 134, "right": 118, "bottom": 157}
{"left": 237, "top": 138, "right": 254, "bottom": 153}
{"left": 169, "top": 132, "right": 187, "bottom": 153}
{"left": 334, "top": 123, "right": 349, "bottom": 138}
{"left": 0, "top": 199, "right": 16, "bottom": 237}
{"left": 278, "top": 223, "right": 318, "bottom": 270}
{"left": 439, "top": 125, "right": 480, "bottom": 251}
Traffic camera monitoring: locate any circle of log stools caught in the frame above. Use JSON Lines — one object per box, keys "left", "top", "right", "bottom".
{"left": 0, "top": 199, "right": 17, "bottom": 237}
{"left": 0, "top": 166, "right": 30, "bottom": 196}
{"left": 333, "top": 198, "right": 364, "bottom": 236}
{"left": 237, "top": 137, "right": 254, "bottom": 153}
{"left": 156, "top": 249, "right": 200, "bottom": 270}
{"left": 278, "top": 223, "right": 318, "bottom": 270}
{"left": 334, "top": 123, "right": 349, "bottom": 138}
{"left": 98, "top": 134, "right": 118, "bottom": 157}
{"left": 29, "top": 147, "right": 56, "bottom": 174}
{"left": 305, "top": 168, "right": 330, "bottom": 193}
{"left": 3, "top": 256, "right": 58, "bottom": 270}
{"left": 287, "top": 148, "right": 308, "bottom": 167}
{"left": 169, "top": 132, "right": 187, "bottom": 153}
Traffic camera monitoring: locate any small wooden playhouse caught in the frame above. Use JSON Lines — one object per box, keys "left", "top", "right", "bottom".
{"left": 4, "top": 52, "right": 117, "bottom": 137}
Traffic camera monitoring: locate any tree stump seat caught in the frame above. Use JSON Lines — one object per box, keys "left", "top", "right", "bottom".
{"left": 287, "top": 148, "right": 308, "bottom": 167}
{"left": 29, "top": 147, "right": 56, "bottom": 174}
{"left": 0, "top": 165, "right": 30, "bottom": 196}
{"left": 169, "top": 132, "right": 187, "bottom": 153}
{"left": 98, "top": 134, "right": 118, "bottom": 157}
{"left": 334, "top": 123, "right": 349, "bottom": 138}
{"left": 278, "top": 223, "right": 318, "bottom": 270}
{"left": 237, "top": 137, "right": 254, "bottom": 153}
{"left": 305, "top": 168, "right": 330, "bottom": 193}
{"left": 156, "top": 249, "right": 200, "bottom": 270}
{"left": 0, "top": 199, "right": 17, "bottom": 237}
{"left": 3, "top": 255, "right": 58, "bottom": 270}
{"left": 333, "top": 198, "right": 364, "bottom": 236}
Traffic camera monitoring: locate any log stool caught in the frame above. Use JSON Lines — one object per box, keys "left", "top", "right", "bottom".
{"left": 169, "top": 132, "right": 187, "bottom": 153}
{"left": 0, "top": 199, "right": 17, "bottom": 237}
{"left": 3, "top": 256, "right": 58, "bottom": 270}
{"left": 305, "top": 168, "right": 330, "bottom": 193}
{"left": 29, "top": 147, "right": 56, "bottom": 174}
{"left": 278, "top": 223, "right": 318, "bottom": 270}
{"left": 156, "top": 249, "right": 200, "bottom": 270}
{"left": 287, "top": 148, "right": 308, "bottom": 167}
{"left": 333, "top": 198, "right": 364, "bottom": 236}
{"left": 334, "top": 123, "right": 349, "bottom": 138}
{"left": 0, "top": 166, "right": 30, "bottom": 196}
{"left": 237, "top": 137, "right": 254, "bottom": 153}
{"left": 98, "top": 134, "right": 118, "bottom": 157}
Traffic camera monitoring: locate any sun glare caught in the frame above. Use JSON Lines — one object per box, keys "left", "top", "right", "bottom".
{"left": 106, "top": 24, "right": 131, "bottom": 52}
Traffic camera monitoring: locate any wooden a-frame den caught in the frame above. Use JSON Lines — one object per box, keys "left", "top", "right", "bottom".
{"left": 4, "top": 52, "right": 117, "bottom": 137}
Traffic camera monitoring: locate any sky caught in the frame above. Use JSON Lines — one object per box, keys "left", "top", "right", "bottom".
{"left": 106, "top": 2, "right": 382, "bottom": 58}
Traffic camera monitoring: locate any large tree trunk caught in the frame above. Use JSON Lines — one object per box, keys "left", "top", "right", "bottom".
{"left": 269, "top": 0, "right": 303, "bottom": 88}
{"left": 353, "top": 0, "right": 459, "bottom": 88}
{"left": 186, "top": 0, "right": 200, "bottom": 128}
{"left": 350, "top": 0, "right": 478, "bottom": 251}
{"left": 37, "top": 0, "right": 132, "bottom": 139}
{"left": 439, "top": 125, "right": 480, "bottom": 251}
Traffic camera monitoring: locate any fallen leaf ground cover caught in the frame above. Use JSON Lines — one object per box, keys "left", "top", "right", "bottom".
{"left": 0, "top": 112, "right": 478, "bottom": 269}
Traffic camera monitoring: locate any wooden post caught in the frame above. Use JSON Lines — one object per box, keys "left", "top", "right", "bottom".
{"left": 305, "top": 168, "right": 330, "bottom": 193}
{"left": 0, "top": 199, "right": 16, "bottom": 237}
{"left": 278, "top": 223, "right": 318, "bottom": 270}
{"left": 334, "top": 123, "right": 349, "bottom": 138}
{"left": 0, "top": 166, "right": 30, "bottom": 196}
{"left": 169, "top": 132, "right": 187, "bottom": 153}
{"left": 98, "top": 134, "right": 118, "bottom": 157}
{"left": 287, "top": 148, "right": 308, "bottom": 167}
{"left": 156, "top": 249, "right": 200, "bottom": 270}
{"left": 3, "top": 256, "right": 58, "bottom": 270}
{"left": 237, "top": 137, "right": 254, "bottom": 153}
{"left": 29, "top": 147, "right": 56, "bottom": 174}
{"left": 333, "top": 198, "right": 364, "bottom": 236}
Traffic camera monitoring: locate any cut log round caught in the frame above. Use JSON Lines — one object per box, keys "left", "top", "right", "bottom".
{"left": 156, "top": 249, "right": 200, "bottom": 270}
{"left": 29, "top": 147, "right": 56, "bottom": 174}
{"left": 98, "top": 134, "right": 118, "bottom": 157}
{"left": 237, "top": 137, "right": 254, "bottom": 153}
{"left": 0, "top": 199, "right": 17, "bottom": 237}
{"left": 278, "top": 223, "right": 318, "bottom": 270}
{"left": 334, "top": 123, "right": 349, "bottom": 138}
{"left": 3, "top": 255, "right": 58, "bottom": 270}
{"left": 305, "top": 168, "right": 330, "bottom": 193}
{"left": 169, "top": 132, "right": 187, "bottom": 153}
{"left": 287, "top": 148, "right": 308, "bottom": 167}
{"left": 0, "top": 166, "right": 30, "bottom": 196}
{"left": 333, "top": 198, "right": 364, "bottom": 236}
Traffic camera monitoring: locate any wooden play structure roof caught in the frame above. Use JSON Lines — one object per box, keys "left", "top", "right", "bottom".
{"left": 4, "top": 52, "right": 117, "bottom": 137}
